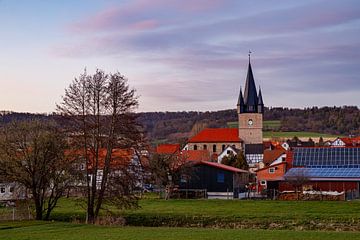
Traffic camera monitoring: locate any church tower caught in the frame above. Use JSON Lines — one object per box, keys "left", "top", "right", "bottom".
{"left": 237, "top": 55, "right": 264, "bottom": 144}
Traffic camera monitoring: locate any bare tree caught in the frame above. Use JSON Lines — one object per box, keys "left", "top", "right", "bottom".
{"left": 149, "top": 152, "right": 193, "bottom": 200}
{"left": 57, "top": 69, "right": 143, "bottom": 223}
{"left": 0, "top": 120, "right": 76, "bottom": 220}
{"left": 284, "top": 168, "right": 310, "bottom": 200}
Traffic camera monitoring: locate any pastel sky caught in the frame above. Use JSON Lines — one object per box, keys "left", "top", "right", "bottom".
{"left": 1, "top": 0, "right": 360, "bottom": 113}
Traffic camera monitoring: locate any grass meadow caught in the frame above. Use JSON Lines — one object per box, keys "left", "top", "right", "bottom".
{"left": 44, "top": 198, "right": 360, "bottom": 231}
{"left": 1, "top": 221, "right": 360, "bottom": 240}
{"left": 2, "top": 198, "right": 360, "bottom": 239}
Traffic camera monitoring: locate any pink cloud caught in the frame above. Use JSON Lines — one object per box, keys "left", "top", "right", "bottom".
{"left": 129, "top": 20, "right": 159, "bottom": 31}
{"left": 67, "top": 0, "right": 226, "bottom": 33}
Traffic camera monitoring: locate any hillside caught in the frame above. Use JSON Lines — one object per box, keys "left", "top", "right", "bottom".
{"left": 138, "top": 106, "right": 360, "bottom": 143}
{"left": 1, "top": 106, "right": 360, "bottom": 144}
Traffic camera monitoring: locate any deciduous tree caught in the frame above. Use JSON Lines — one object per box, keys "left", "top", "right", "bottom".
{"left": 0, "top": 120, "right": 75, "bottom": 220}
{"left": 57, "top": 69, "right": 143, "bottom": 223}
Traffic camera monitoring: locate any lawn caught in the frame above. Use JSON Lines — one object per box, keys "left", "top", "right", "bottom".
{"left": 1, "top": 221, "right": 360, "bottom": 240}
{"left": 47, "top": 198, "right": 360, "bottom": 230}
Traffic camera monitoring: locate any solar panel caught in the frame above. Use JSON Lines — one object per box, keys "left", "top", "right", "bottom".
{"left": 285, "top": 167, "right": 360, "bottom": 178}
{"left": 293, "top": 147, "right": 360, "bottom": 168}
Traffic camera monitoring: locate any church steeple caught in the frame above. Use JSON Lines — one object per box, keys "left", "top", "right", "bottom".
{"left": 237, "top": 87, "right": 245, "bottom": 114}
{"left": 237, "top": 52, "right": 264, "bottom": 114}
{"left": 237, "top": 51, "right": 264, "bottom": 145}
{"left": 243, "top": 60, "right": 258, "bottom": 112}
{"left": 257, "top": 87, "right": 264, "bottom": 114}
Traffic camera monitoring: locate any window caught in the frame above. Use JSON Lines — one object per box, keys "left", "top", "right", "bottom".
{"left": 222, "top": 145, "right": 226, "bottom": 151}
{"left": 260, "top": 180, "right": 266, "bottom": 185}
{"left": 0, "top": 187, "right": 5, "bottom": 193}
{"left": 194, "top": 145, "right": 198, "bottom": 150}
{"left": 180, "top": 175, "right": 187, "bottom": 183}
{"left": 269, "top": 168, "right": 275, "bottom": 173}
{"left": 213, "top": 144, "right": 217, "bottom": 153}
{"left": 217, "top": 172, "right": 225, "bottom": 183}
{"left": 227, "top": 150, "right": 231, "bottom": 154}
{"left": 9, "top": 187, "right": 14, "bottom": 193}
{"left": 203, "top": 145, "right": 207, "bottom": 150}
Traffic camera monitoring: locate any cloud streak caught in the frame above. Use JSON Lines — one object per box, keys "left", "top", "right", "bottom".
{"left": 52, "top": 0, "right": 360, "bottom": 111}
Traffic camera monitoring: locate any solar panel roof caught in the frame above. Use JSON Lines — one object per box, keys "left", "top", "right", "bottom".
{"left": 293, "top": 147, "right": 360, "bottom": 168}
{"left": 285, "top": 167, "right": 360, "bottom": 178}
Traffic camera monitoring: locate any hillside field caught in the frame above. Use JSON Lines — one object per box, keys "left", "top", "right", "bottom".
{"left": 227, "top": 120, "right": 338, "bottom": 139}
{"left": 2, "top": 221, "right": 360, "bottom": 240}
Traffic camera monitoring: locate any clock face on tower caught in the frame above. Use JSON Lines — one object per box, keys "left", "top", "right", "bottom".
{"left": 248, "top": 119, "right": 253, "bottom": 126}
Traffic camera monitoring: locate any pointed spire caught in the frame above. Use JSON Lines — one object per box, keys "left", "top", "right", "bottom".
{"left": 257, "top": 86, "right": 264, "bottom": 114}
{"left": 243, "top": 59, "right": 258, "bottom": 108}
{"left": 237, "top": 86, "right": 244, "bottom": 106}
{"left": 258, "top": 86, "right": 263, "bottom": 105}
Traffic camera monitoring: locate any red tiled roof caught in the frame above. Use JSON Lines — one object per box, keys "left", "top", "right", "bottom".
{"left": 156, "top": 144, "right": 180, "bottom": 154}
{"left": 181, "top": 150, "right": 211, "bottom": 161}
{"left": 88, "top": 148, "right": 134, "bottom": 170}
{"left": 255, "top": 161, "right": 287, "bottom": 172}
{"left": 263, "top": 149, "right": 286, "bottom": 165}
{"left": 188, "top": 128, "right": 241, "bottom": 143}
{"left": 340, "top": 137, "right": 360, "bottom": 146}
{"left": 198, "top": 161, "right": 249, "bottom": 173}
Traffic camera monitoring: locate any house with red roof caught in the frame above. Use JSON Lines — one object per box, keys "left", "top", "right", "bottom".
{"left": 187, "top": 128, "right": 243, "bottom": 156}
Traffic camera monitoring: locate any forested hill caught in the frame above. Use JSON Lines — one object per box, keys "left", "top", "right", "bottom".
{"left": 1, "top": 106, "right": 360, "bottom": 143}
{"left": 137, "top": 106, "right": 360, "bottom": 143}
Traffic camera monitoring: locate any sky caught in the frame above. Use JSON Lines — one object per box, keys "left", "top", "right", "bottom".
{"left": 0, "top": 0, "right": 359, "bottom": 113}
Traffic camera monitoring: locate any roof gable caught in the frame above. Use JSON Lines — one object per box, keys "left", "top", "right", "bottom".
{"left": 263, "top": 149, "right": 286, "bottom": 165}
{"left": 197, "top": 161, "right": 249, "bottom": 173}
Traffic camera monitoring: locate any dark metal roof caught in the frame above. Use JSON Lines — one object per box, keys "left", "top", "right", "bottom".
{"left": 237, "top": 59, "right": 264, "bottom": 114}
{"left": 245, "top": 143, "right": 264, "bottom": 154}
{"left": 243, "top": 62, "right": 258, "bottom": 108}
{"left": 258, "top": 88, "right": 263, "bottom": 105}
{"left": 237, "top": 87, "right": 244, "bottom": 106}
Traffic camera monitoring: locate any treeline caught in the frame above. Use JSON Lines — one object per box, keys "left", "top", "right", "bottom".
{"left": 137, "top": 106, "right": 360, "bottom": 142}
{"left": 266, "top": 106, "right": 360, "bottom": 135}
{"left": 1, "top": 106, "right": 360, "bottom": 143}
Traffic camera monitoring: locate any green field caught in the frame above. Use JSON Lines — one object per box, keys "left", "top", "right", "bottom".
{"left": 228, "top": 120, "right": 281, "bottom": 130}
{"left": 227, "top": 120, "right": 338, "bottom": 139}
{"left": 1, "top": 221, "right": 360, "bottom": 240}
{"left": 263, "top": 131, "right": 337, "bottom": 139}
{"left": 45, "top": 198, "right": 360, "bottom": 231}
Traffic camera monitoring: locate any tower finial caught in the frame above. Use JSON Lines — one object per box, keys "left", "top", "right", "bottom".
{"left": 248, "top": 50, "right": 252, "bottom": 62}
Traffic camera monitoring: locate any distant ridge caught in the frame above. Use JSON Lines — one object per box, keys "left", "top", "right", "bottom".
{"left": 1, "top": 106, "right": 359, "bottom": 143}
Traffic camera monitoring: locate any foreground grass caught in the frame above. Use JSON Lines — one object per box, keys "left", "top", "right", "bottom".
{"left": 47, "top": 198, "right": 360, "bottom": 230}
{"left": 1, "top": 221, "right": 360, "bottom": 240}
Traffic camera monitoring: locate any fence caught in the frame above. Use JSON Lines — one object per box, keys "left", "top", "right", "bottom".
{"left": 0, "top": 202, "right": 33, "bottom": 221}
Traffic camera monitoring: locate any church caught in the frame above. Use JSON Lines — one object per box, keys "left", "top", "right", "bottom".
{"left": 187, "top": 57, "right": 264, "bottom": 167}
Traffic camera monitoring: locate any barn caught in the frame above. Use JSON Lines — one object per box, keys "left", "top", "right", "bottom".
{"left": 178, "top": 161, "right": 249, "bottom": 199}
